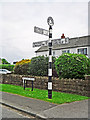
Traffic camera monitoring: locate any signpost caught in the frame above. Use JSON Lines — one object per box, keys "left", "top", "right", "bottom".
{"left": 33, "top": 40, "right": 48, "bottom": 47}
{"left": 34, "top": 26, "right": 49, "bottom": 36}
{"left": 33, "top": 16, "right": 54, "bottom": 99}
{"left": 47, "top": 16, "right": 54, "bottom": 99}
{"left": 33, "top": 38, "right": 69, "bottom": 47}
{"left": 33, "top": 17, "right": 69, "bottom": 99}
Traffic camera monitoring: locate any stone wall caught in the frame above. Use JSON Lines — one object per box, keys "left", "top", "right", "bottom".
{"left": 0, "top": 74, "right": 90, "bottom": 97}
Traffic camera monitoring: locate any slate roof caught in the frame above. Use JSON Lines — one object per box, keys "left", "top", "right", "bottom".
{"left": 35, "top": 35, "right": 90, "bottom": 53}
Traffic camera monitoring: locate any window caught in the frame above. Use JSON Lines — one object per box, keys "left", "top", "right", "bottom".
{"left": 62, "top": 50, "right": 66, "bottom": 54}
{"left": 77, "top": 48, "right": 87, "bottom": 55}
{"left": 62, "top": 50, "right": 70, "bottom": 54}
{"left": 67, "top": 50, "right": 70, "bottom": 53}
{"left": 53, "top": 51, "right": 55, "bottom": 56}
{"left": 84, "top": 48, "right": 87, "bottom": 55}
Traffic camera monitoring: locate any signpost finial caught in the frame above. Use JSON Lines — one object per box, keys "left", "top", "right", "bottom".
{"left": 47, "top": 16, "right": 54, "bottom": 26}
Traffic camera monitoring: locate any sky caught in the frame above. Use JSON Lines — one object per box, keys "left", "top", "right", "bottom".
{"left": 0, "top": 0, "right": 89, "bottom": 63}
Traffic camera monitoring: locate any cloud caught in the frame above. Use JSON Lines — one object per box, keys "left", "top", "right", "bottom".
{"left": 0, "top": 2, "right": 88, "bottom": 63}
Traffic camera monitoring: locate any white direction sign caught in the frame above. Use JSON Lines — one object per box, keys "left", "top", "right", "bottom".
{"left": 34, "top": 26, "right": 49, "bottom": 36}
{"left": 33, "top": 38, "right": 69, "bottom": 47}
{"left": 33, "top": 40, "right": 48, "bottom": 47}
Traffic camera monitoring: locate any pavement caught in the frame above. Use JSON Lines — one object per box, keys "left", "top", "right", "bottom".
{"left": 0, "top": 91, "right": 89, "bottom": 119}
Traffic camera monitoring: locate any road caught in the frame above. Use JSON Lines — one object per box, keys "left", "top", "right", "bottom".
{"left": 0, "top": 104, "right": 35, "bottom": 119}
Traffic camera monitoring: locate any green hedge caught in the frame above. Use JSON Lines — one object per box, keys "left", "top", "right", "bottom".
{"left": 0, "top": 64, "right": 15, "bottom": 71}
{"left": 27, "top": 56, "right": 57, "bottom": 76}
{"left": 55, "top": 53, "right": 90, "bottom": 79}
{"left": 27, "top": 56, "right": 48, "bottom": 76}
{"left": 14, "top": 56, "right": 58, "bottom": 77}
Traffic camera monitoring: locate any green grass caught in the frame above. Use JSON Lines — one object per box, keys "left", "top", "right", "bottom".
{"left": 0, "top": 84, "right": 89, "bottom": 104}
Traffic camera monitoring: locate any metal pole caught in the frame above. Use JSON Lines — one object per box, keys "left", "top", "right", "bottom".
{"left": 48, "top": 25, "right": 52, "bottom": 99}
{"left": 32, "top": 81, "right": 33, "bottom": 91}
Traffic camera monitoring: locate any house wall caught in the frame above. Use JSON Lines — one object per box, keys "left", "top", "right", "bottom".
{"left": 36, "top": 46, "right": 90, "bottom": 58}
{"left": 36, "top": 51, "right": 48, "bottom": 57}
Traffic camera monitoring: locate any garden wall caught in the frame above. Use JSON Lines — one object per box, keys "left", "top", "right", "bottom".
{"left": 0, "top": 74, "right": 90, "bottom": 97}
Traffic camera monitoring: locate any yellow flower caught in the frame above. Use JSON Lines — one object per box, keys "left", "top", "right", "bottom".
{"left": 16, "top": 59, "right": 31, "bottom": 65}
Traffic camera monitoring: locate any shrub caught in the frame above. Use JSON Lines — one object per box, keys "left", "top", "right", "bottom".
{"left": 14, "top": 59, "right": 31, "bottom": 75}
{"left": 27, "top": 56, "right": 48, "bottom": 76}
{"left": 87, "top": 58, "right": 90, "bottom": 75}
{"left": 16, "top": 59, "right": 31, "bottom": 65}
{"left": 0, "top": 64, "right": 15, "bottom": 71}
{"left": 28, "top": 56, "right": 58, "bottom": 77}
{"left": 55, "top": 53, "right": 90, "bottom": 79}
{"left": 14, "top": 57, "right": 58, "bottom": 77}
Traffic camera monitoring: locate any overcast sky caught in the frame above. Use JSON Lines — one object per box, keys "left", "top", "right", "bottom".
{"left": 0, "top": 0, "right": 89, "bottom": 63}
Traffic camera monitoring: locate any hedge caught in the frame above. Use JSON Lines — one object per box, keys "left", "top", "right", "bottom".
{"left": 14, "top": 56, "right": 58, "bottom": 77}
{"left": 55, "top": 53, "right": 90, "bottom": 79}
{"left": 27, "top": 56, "right": 57, "bottom": 77}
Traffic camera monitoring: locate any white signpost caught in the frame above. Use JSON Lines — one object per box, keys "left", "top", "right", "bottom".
{"left": 34, "top": 26, "right": 49, "bottom": 36}
{"left": 33, "top": 38, "right": 69, "bottom": 47}
{"left": 33, "top": 40, "right": 48, "bottom": 47}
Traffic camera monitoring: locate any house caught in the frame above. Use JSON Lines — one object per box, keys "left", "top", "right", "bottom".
{"left": 35, "top": 35, "right": 90, "bottom": 58}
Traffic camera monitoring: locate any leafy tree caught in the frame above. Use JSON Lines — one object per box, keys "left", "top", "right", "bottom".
{"left": 2, "top": 58, "right": 10, "bottom": 64}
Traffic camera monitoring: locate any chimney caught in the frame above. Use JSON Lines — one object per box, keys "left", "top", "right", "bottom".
{"left": 61, "top": 33, "right": 65, "bottom": 39}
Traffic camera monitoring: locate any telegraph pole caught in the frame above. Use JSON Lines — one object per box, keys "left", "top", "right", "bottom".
{"left": 47, "top": 17, "right": 54, "bottom": 99}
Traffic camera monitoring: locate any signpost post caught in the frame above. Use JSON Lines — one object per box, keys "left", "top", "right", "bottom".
{"left": 47, "top": 17, "right": 54, "bottom": 99}
{"left": 33, "top": 16, "right": 54, "bottom": 99}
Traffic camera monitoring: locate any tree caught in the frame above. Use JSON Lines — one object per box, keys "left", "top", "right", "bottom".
{"left": 2, "top": 58, "right": 10, "bottom": 64}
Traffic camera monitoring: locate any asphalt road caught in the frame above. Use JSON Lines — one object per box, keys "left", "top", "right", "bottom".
{"left": 0, "top": 104, "right": 35, "bottom": 119}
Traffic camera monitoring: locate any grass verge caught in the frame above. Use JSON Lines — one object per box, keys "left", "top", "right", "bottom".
{"left": 0, "top": 84, "right": 89, "bottom": 104}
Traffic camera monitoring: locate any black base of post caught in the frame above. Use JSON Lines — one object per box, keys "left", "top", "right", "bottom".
{"left": 32, "top": 81, "right": 33, "bottom": 91}
{"left": 48, "top": 90, "right": 52, "bottom": 99}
